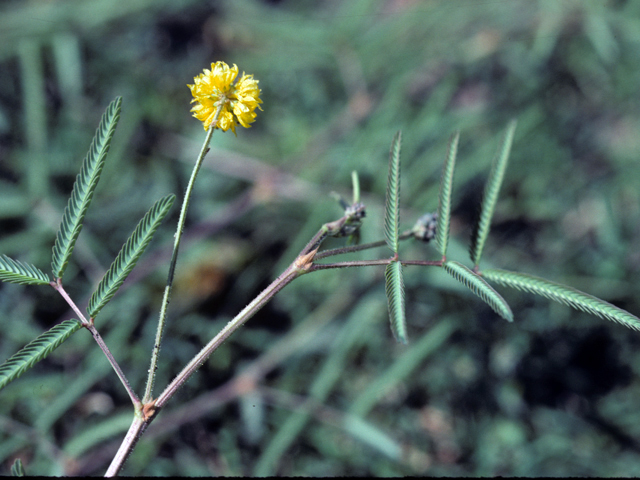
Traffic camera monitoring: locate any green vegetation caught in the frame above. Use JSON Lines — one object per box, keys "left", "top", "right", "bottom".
{"left": 2, "top": 0, "right": 640, "bottom": 476}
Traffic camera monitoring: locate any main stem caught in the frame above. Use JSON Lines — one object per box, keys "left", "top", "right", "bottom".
{"left": 105, "top": 258, "right": 304, "bottom": 477}
{"left": 143, "top": 106, "right": 222, "bottom": 403}
{"left": 106, "top": 215, "right": 340, "bottom": 476}
{"left": 105, "top": 412, "right": 146, "bottom": 477}
{"left": 156, "top": 265, "right": 301, "bottom": 407}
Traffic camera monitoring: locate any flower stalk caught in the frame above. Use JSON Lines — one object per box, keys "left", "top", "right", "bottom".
{"left": 142, "top": 110, "right": 218, "bottom": 404}
{"left": 144, "top": 61, "right": 263, "bottom": 403}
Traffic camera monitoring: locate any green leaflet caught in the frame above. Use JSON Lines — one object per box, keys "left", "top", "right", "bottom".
{"left": 0, "top": 254, "right": 50, "bottom": 285}
{"left": 51, "top": 97, "right": 122, "bottom": 279}
{"left": 347, "top": 170, "right": 362, "bottom": 245}
{"left": 343, "top": 415, "right": 402, "bottom": 460}
{"left": 0, "top": 319, "right": 82, "bottom": 391}
{"left": 384, "top": 131, "right": 402, "bottom": 254}
{"left": 11, "top": 458, "right": 25, "bottom": 477}
{"left": 443, "top": 261, "right": 513, "bottom": 322}
{"left": 385, "top": 261, "right": 407, "bottom": 344}
{"left": 435, "top": 131, "right": 460, "bottom": 258}
{"left": 87, "top": 194, "right": 176, "bottom": 319}
{"left": 351, "top": 170, "right": 361, "bottom": 204}
{"left": 482, "top": 268, "right": 640, "bottom": 331}
{"left": 469, "top": 120, "right": 517, "bottom": 267}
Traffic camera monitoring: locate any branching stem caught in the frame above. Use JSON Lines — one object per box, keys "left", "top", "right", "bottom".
{"left": 309, "top": 258, "right": 393, "bottom": 271}
{"left": 51, "top": 281, "right": 141, "bottom": 407}
{"left": 106, "top": 231, "right": 318, "bottom": 476}
{"left": 315, "top": 230, "right": 414, "bottom": 260}
{"left": 155, "top": 265, "right": 300, "bottom": 408}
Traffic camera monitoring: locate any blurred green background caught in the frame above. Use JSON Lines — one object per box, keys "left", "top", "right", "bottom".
{"left": 2, "top": 0, "right": 640, "bottom": 476}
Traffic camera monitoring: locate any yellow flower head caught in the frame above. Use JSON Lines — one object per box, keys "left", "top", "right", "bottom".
{"left": 188, "top": 61, "right": 263, "bottom": 134}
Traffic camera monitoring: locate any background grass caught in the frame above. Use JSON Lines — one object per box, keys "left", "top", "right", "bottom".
{"left": 1, "top": 0, "right": 640, "bottom": 476}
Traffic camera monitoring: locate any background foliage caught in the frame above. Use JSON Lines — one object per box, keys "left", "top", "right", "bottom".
{"left": 1, "top": 0, "right": 640, "bottom": 476}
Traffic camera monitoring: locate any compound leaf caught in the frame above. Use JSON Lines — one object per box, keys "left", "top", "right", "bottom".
{"left": 385, "top": 261, "right": 407, "bottom": 344}
{"left": 51, "top": 97, "right": 122, "bottom": 279}
{"left": 443, "top": 261, "right": 513, "bottom": 322}
{"left": 0, "top": 319, "right": 82, "bottom": 391}
{"left": 469, "top": 120, "right": 517, "bottom": 267}
{"left": 87, "top": 194, "right": 175, "bottom": 319}
{"left": 435, "top": 131, "right": 460, "bottom": 258}
{"left": 482, "top": 268, "right": 640, "bottom": 331}
{"left": 384, "top": 131, "right": 402, "bottom": 254}
{"left": 0, "top": 255, "right": 50, "bottom": 285}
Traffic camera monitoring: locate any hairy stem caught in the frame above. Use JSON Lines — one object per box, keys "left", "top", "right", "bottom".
{"left": 51, "top": 280, "right": 89, "bottom": 325}
{"left": 315, "top": 229, "right": 414, "bottom": 260}
{"left": 105, "top": 414, "right": 147, "bottom": 477}
{"left": 155, "top": 265, "right": 300, "bottom": 408}
{"left": 309, "top": 258, "right": 394, "bottom": 271}
{"left": 86, "top": 324, "right": 141, "bottom": 407}
{"left": 106, "top": 212, "right": 440, "bottom": 474}
{"left": 143, "top": 106, "right": 222, "bottom": 403}
{"left": 106, "top": 262, "right": 303, "bottom": 476}
{"left": 401, "top": 259, "right": 443, "bottom": 267}
{"left": 105, "top": 219, "right": 338, "bottom": 476}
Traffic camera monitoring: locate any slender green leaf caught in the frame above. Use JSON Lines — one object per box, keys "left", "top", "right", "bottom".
{"left": 351, "top": 170, "right": 360, "bottom": 204}
{"left": 343, "top": 415, "right": 402, "bottom": 460}
{"left": 346, "top": 171, "right": 363, "bottom": 245}
{"left": 350, "top": 317, "right": 457, "bottom": 417}
{"left": 0, "top": 254, "right": 50, "bottom": 285}
{"left": 0, "top": 319, "right": 82, "bottom": 391}
{"left": 385, "top": 261, "right": 407, "bottom": 344}
{"left": 384, "top": 131, "right": 402, "bottom": 254}
{"left": 63, "top": 411, "right": 133, "bottom": 457}
{"left": 469, "top": 120, "right": 517, "bottom": 267}
{"left": 435, "top": 131, "right": 460, "bottom": 258}
{"left": 482, "top": 268, "right": 640, "bottom": 331}
{"left": 51, "top": 97, "right": 122, "bottom": 279}
{"left": 11, "top": 458, "right": 25, "bottom": 477}
{"left": 87, "top": 194, "right": 176, "bottom": 319}
{"left": 443, "top": 261, "right": 513, "bottom": 322}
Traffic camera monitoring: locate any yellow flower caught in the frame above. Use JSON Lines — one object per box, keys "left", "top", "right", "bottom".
{"left": 188, "top": 61, "right": 262, "bottom": 134}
